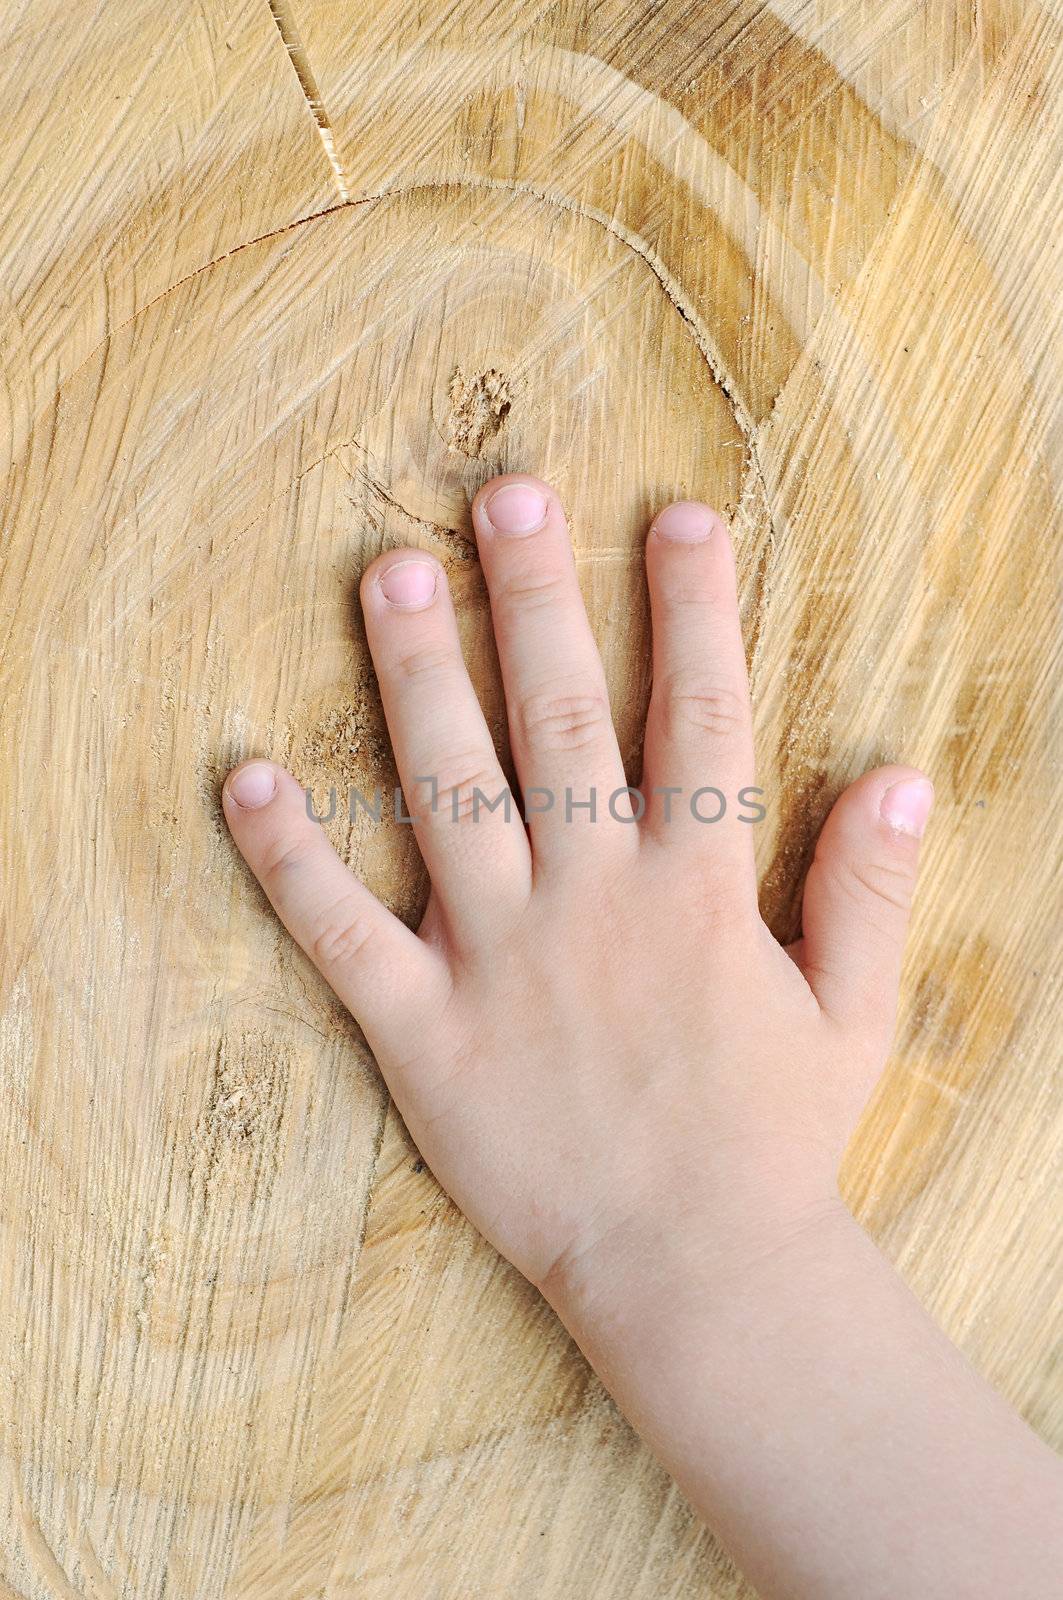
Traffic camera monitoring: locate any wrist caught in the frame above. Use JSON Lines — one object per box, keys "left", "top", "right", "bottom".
{"left": 538, "top": 1175, "right": 858, "bottom": 1349}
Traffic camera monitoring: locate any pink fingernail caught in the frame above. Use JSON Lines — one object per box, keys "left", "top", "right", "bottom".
{"left": 880, "top": 777, "right": 934, "bottom": 838}
{"left": 227, "top": 762, "right": 277, "bottom": 809}
{"left": 652, "top": 501, "right": 717, "bottom": 542}
{"left": 378, "top": 558, "right": 439, "bottom": 609}
{"left": 483, "top": 482, "right": 549, "bottom": 535}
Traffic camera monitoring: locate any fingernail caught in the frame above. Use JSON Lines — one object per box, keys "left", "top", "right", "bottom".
{"left": 880, "top": 777, "right": 934, "bottom": 838}
{"left": 652, "top": 501, "right": 717, "bottom": 542}
{"left": 378, "top": 558, "right": 439, "bottom": 609}
{"left": 227, "top": 762, "right": 277, "bottom": 810}
{"left": 482, "top": 481, "right": 549, "bottom": 536}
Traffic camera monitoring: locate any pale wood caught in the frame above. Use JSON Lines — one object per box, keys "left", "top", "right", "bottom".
{"left": 1, "top": 2, "right": 1060, "bottom": 1596}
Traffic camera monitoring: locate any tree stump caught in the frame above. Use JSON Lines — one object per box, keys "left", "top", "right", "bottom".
{"left": 0, "top": 3, "right": 1059, "bottom": 1595}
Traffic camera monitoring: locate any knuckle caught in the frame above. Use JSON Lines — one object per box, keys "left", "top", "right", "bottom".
{"left": 518, "top": 686, "right": 610, "bottom": 753}
{"left": 260, "top": 833, "right": 316, "bottom": 880}
{"left": 660, "top": 672, "right": 748, "bottom": 741}
{"left": 393, "top": 642, "right": 456, "bottom": 682}
{"left": 685, "top": 873, "right": 758, "bottom": 940}
{"left": 414, "top": 758, "right": 510, "bottom": 825}
{"left": 499, "top": 566, "right": 567, "bottom": 614}
{"left": 656, "top": 575, "right": 725, "bottom": 612}
{"left": 311, "top": 906, "right": 378, "bottom": 971}
{"left": 825, "top": 854, "right": 914, "bottom": 918}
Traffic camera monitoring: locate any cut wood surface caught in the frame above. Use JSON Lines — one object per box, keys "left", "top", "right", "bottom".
{"left": 1, "top": 2, "right": 1060, "bottom": 1596}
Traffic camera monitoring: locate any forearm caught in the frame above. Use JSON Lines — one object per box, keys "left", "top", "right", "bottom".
{"left": 545, "top": 1201, "right": 1062, "bottom": 1600}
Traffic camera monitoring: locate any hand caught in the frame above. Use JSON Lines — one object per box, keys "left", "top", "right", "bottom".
{"left": 222, "top": 475, "right": 1063, "bottom": 1600}
{"left": 221, "top": 473, "right": 933, "bottom": 1303}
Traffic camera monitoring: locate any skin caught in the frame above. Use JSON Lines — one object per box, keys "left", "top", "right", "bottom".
{"left": 223, "top": 474, "right": 1061, "bottom": 1599}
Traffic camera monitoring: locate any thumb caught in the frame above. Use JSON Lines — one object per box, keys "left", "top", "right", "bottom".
{"left": 797, "top": 766, "right": 934, "bottom": 1046}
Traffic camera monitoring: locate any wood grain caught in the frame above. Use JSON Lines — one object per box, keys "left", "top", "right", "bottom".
{"left": 0, "top": 2, "right": 1059, "bottom": 1595}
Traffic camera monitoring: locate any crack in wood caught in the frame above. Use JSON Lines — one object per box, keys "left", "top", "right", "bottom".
{"left": 44, "top": 175, "right": 763, "bottom": 494}
{"left": 265, "top": 0, "right": 351, "bottom": 203}
{"left": 355, "top": 459, "right": 476, "bottom": 559}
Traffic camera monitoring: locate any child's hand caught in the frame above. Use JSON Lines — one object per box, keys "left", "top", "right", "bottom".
{"left": 223, "top": 474, "right": 1060, "bottom": 1600}
{"left": 222, "top": 473, "right": 928, "bottom": 1298}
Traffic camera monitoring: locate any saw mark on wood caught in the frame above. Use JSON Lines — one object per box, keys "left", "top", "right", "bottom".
{"left": 266, "top": 0, "right": 351, "bottom": 203}
{"left": 14, "top": 1488, "right": 84, "bottom": 1600}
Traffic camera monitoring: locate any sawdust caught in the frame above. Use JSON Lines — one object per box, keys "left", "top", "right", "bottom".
{"left": 299, "top": 688, "right": 390, "bottom": 783}
{"left": 292, "top": 673, "right": 397, "bottom": 858}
